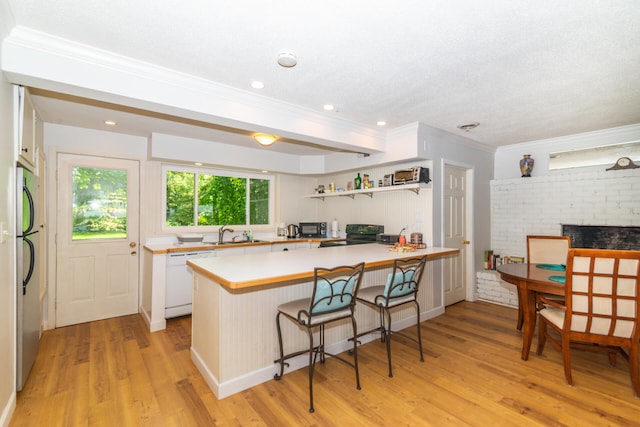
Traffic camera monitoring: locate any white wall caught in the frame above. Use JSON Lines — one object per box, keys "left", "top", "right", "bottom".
{"left": 478, "top": 124, "right": 640, "bottom": 307}
{"left": 491, "top": 123, "right": 640, "bottom": 258}
{"left": 494, "top": 124, "right": 640, "bottom": 179}
{"left": 491, "top": 168, "right": 640, "bottom": 261}
{"left": 419, "top": 124, "right": 495, "bottom": 272}
{"left": 315, "top": 160, "right": 434, "bottom": 240}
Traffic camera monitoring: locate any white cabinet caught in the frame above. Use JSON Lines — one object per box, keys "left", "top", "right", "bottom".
{"left": 15, "top": 86, "right": 37, "bottom": 168}
{"left": 215, "top": 247, "right": 245, "bottom": 257}
{"left": 245, "top": 245, "right": 272, "bottom": 254}
{"left": 271, "top": 242, "right": 312, "bottom": 251}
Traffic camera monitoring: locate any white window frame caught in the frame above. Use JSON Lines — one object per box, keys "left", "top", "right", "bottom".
{"left": 161, "top": 164, "right": 275, "bottom": 232}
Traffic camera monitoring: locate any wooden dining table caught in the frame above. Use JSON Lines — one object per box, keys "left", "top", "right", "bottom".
{"left": 496, "top": 263, "right": 565, "bottom": 360}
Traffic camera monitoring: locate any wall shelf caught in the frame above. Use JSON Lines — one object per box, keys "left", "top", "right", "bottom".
{"left": 305, "top": 183, "right": 425, "bottom": 200}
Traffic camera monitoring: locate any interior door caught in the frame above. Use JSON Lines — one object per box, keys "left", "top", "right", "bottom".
{"left": 444, "top": 164, "right": 468, "bottom": 305}
{"left": 56, "top": 153, "right": 140, "bottom": 326}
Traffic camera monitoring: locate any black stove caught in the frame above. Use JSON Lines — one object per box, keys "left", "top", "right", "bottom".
{"left": 319, "top": 224, "right": 384, "bottom": 247}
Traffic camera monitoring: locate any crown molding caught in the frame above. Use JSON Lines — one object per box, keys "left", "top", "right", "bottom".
{"left": 3, "top": 26, "right": 386, "bottom": 154}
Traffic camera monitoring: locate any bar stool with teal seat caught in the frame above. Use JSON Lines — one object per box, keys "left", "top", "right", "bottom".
{"left": 273, "top": 262, "right": 365, "bottom": 413}
{"left": 355, "top": 255, "right": 427, "bottom": 378}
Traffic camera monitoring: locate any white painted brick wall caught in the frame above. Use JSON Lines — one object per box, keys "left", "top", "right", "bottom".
{"left": 477, "top": 168, "right": 640, "bottom": 307}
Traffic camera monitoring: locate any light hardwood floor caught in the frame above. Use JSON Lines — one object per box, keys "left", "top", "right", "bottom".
{"left": 10, "top": 301, "right": 640, "bottom": 426}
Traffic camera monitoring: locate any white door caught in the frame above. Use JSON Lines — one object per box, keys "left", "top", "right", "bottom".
{"left": 444, "top": 165, "right": 468, "bottom": 305}
{"left": 56, "top": 154, "right": 140, "bottom": 326}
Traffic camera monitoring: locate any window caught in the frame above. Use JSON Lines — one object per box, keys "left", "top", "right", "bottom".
{"left": 549, "top": 141, "right": 640, "bottom": 170}
{"left": 72, "top": 167, "right": 127, "bottom": 240}
{"left": 163, "top": 165, "right": 273, "bottom": 229}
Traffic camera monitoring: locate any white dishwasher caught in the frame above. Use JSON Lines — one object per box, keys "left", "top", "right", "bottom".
{"left": 166, "top": 250, "right": 215, "bottom": 318}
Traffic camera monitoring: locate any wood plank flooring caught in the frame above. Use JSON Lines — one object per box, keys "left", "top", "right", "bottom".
{"left": 10, "top": 301, "right": 640, "bottom": 426}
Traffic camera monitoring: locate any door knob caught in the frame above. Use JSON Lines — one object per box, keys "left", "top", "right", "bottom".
{"left": 129, "top": 242, "right": 136, "bottom": 248}
{"left": 131, "top": 251, "right": 137, "bottom": 256}
{"left": 463, "top": 240, "right": 471, "bottom": 245}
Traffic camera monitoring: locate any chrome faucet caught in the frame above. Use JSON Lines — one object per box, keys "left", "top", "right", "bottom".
{"left": 218, "top": 225, "right": 234, "bottom": 243}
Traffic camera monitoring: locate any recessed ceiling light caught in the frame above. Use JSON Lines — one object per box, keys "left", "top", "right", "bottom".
{"left": 377, "top": 121, "right": 386, "bottom": 126}
{"left": 194, "top": 162, "right": 203, "bottom": 166}
{"left": 277, "top": 51, "right": 297, "bottom": 67}
{"left": 457, "top": 122, "right": 480, "bottom": 131}
{"left": 104, "top": 120, "right": 117, "bottom": 126}
{"left": 323, "top": 104, "right": 335, "bottom": 111}
{"left": 251, "top": 81, "right": 264, "bottom": 89}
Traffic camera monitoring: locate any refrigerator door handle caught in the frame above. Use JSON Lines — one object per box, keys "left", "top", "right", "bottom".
{"left": 22, "top": 179, "right": 35, "bottom": 235}
{"left": 23, "top": 237, "right": 35, "bottom": 295}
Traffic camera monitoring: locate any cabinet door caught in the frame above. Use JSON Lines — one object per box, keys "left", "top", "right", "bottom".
{"left": 18, "top": 87, "right": 36, "bottom": 168}
{"left": 271, "top": 244, "right": 293, "bottom": 252}
{"left": 215, "top": 247, "right": 245, "bottom": 257}
{"left": 245, "top": 245, "right": 271, "bottom": 254}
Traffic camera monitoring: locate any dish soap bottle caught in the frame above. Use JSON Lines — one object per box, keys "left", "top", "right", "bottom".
{"left": 354, "top": 173, "right": 362, "bottom": 190}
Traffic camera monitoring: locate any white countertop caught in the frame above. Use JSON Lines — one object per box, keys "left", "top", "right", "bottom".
{"left": 143, "top": 237, "right": 344, "bottom": 254}
{"left": 188, "top": 243, "right": 459, "bottom": 290}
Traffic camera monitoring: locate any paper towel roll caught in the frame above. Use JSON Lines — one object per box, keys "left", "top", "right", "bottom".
{"left": 331, "top": 219, "right": 339, "bottom": 238}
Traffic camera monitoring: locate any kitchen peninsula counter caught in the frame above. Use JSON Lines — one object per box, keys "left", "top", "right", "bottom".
{"left": 187, "top": 243, "right": 458, "bottom": 399}
{"left": 188, "top": 243, "right": 459, "bottom": 289}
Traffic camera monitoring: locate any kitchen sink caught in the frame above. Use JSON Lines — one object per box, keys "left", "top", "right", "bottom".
{"left": 208, "top": 240, "right": 266, "bottom": 245}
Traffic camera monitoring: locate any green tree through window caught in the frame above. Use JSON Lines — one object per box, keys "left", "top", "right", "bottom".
{"left": 165, "top": 166, "right": 272, "bottom": 227}
{"left": 72, "top": 167, "right": 127, "bottom": 240}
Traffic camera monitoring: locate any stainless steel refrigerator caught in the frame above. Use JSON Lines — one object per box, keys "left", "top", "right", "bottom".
{"left": 16, "top": 164, "right": 41, "bottom": 391}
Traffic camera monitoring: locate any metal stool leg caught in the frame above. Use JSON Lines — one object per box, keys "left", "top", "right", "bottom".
{"left": 384, "top": 308, "right": 393, "bottom": 378}
{"left": 414, "top": 300, "right": 424, "bottom": 362}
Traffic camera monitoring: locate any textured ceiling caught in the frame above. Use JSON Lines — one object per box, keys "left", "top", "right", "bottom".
{"left": 3, "top": 0, "right": 640, "bottom": 153}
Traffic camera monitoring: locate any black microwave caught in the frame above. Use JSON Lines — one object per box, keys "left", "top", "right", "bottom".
{"left": 299, "top": 222, "right": 327, "bottom": 238}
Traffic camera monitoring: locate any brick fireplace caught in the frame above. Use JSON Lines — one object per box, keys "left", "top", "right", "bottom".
{"left": 562, "top": 224, "right": 640, "bottom": 250}
{"left": 477, "top": 167, "right": 640, "bottom": 307}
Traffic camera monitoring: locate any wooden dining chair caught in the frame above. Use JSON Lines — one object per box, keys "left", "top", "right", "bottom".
{"left": 515, "top": 235, "right": 571, "bottom": 330}
{"left": 273, "top": 262, "right": 365, "bottom": 413}
{"left": 536, "top": 248, "right": 640, "bottom": 397}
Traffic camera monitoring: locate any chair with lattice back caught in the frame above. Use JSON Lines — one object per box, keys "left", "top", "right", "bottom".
{"left": 536, "top": 248, "right": 640, "bottom": 397}
{"left": 273, "top": 262, "right": 365, "bottom": 413}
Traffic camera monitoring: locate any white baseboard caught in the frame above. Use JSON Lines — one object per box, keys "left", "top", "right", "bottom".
{"left": 140, "top": 306, "right": 166, "bottom": 332}
{"left": 190, "top": 305, "right": 445, "bottom": 400}
{"left": 0, "top": 391, "right": 16, "bottom": 427}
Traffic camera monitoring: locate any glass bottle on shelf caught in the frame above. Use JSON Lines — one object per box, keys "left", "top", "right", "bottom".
{"left": 354, "top": 173, "right": 362, "bottom": 190}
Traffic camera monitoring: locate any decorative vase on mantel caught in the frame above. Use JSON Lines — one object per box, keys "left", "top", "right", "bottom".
{"left": 520, "top": 154, "right": 534, "bottom": 177}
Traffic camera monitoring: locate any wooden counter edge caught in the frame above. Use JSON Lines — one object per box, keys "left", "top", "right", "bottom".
{"left": 189, "top": 248, "right": 459, "bottom": 290}
{"left": 143, "top": 238, "right": 346, "bottom": 254}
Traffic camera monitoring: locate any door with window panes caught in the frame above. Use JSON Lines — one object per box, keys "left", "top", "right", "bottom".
{"left": 56, "top": 154, "right": 139, "bottom": 326}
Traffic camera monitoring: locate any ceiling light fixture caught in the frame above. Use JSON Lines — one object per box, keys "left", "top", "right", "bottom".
{"left": 277, "top": 51, "right": 297, "bottom": 67}
{"left": 377, "top": 121, "right": 386, "bottom": 126}
{"left": 251, "top": 81, "right": 265, "bottom": 89}
{"left": 104, "top": 120, "right": 117, "bottom": 126}
{"left": 253, "top": 133, "right": 278, "bottom": 146}
{"left": 323, "top": 104, "right": 335, "bottom": 111}
{"left": 457, "top": 122, "right": 480, "bottom": 132}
